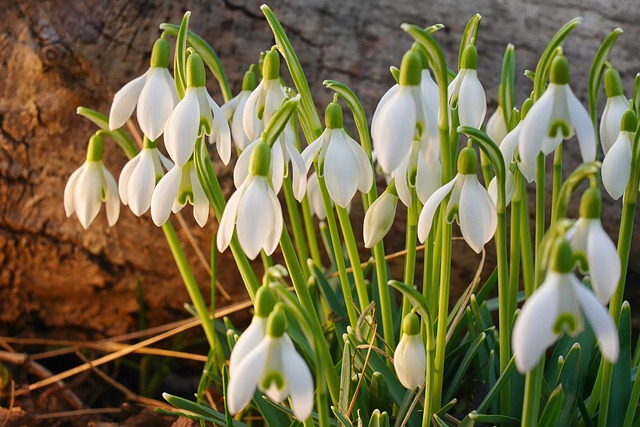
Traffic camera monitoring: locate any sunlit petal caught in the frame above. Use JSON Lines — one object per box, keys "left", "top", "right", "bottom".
{"left": 64, "top": 166, "right": 83, "bottom": 217}
{"left": 103, "top": 167, "right": 120, "bottom": 226}
{"left": 137, "top": 68, "right": 178, "bottom": 140}
{"left": 164, "top": 88, "right": 200, "bottom": 166}
{"left": 150, "top": 166, "right": 182, "bottom": 226}
{"left": 281, "top": 339, "right": 314, "bottom": 420}
{"left": 74, "top": 162, "right": 103, "bottom": 229}
{"left": 458, "top": 70, "right": 487, "bottom": 129}
{"left": 459, "top": 175, "right": 497, "bottom": 253}
{"left": 237, "top": 178, "right": 274, "bottom": 259}
{"left": 586, "top": 220, "right": 620, "bottom": 304}
{"left": 229, "top": 316, "right": 267, "bottom": 378}
{"left": 566, "top": 87, "right": 596, "bottom": 162}
{"left": 417, "top": 176, "right": 458, "bottom": 243}
{"left": 602, "top": 131, "right": 632, "bottom": 200}
{"left": 227, "top": 338, "right": 269, "bottom": 414}
{"left": 109, "top": 71, "right": 148, "bottom": 130}
{"left": 519, "top": 88, "right": 554, "bottom": 165}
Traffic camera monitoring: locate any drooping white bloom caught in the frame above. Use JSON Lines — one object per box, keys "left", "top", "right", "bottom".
{"left": 222, "top": 70, "right": 257, "bottom": 151}
{"left": 163, "top": 53, "right": 231, "bottom": 167}
{"left": 486, "top": 105, "right": 508, "bottom": 145}
{"left": 600, "top": 67, "right": 629, "bottom": 155}
{"left": 519, "top": 55, "right": 595, "bottom": 167}
{"left": 418, "top": 147, "right": 497, "bottom": 253}
{"left": 393, "top": 138, "right": 442, "bottom": 208}
{"left": 64, "top": 134, "right": 119, "bottom": 229}
{"left": 448, "top": 45, "right": 487, "bottom": 129}
{"left": 119, "top": 139, "right": 174, "bottom": 216}
{"left": 302, "top": 102, "right": 373, "bottom": 208}
{"left": 227, "top": 306, "right": 314, "bottom": 421}
{"left": 512, "top": 240, "right": 618, "bottom": 373}
{"left": 109, "top": 38, "right": 178, "bottom": 141}
{"left": 150, "top": 160, "right": 209, "bottom": 227}
{"left": 218, "top": 142, "right": 283, "bottom": 260}
{"left": 602, "top": 109, "right": 636, "bottom": 200}
{"left": 566, "top": 188, "right": 620, "bottom": 304}
{"left": 394, "top": 312, "right": 426, "bottom": 389}
{"left": 306, "top": 172, "right": 328, "bottom": 220}
{"left": 363, "top": 187, "right": 398, "bottom": 248}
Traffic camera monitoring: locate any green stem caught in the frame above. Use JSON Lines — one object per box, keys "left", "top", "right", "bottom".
{"left": 480, "top": 151, "right": 493, "bottom": 186}
{"left": 522, "top": 363, "right": 544, "bottom": 426}
{"left": 520, "top": 175, "right": 535, "bottom": 297}
{"left": 402, "top": 197, "right": 420, "bottom": 318}
{"left": 550, "top": 145, "right": 562, "bottom": 223}
{"left": 283, "top": 177, "right": 310, "bottom": 279}
{"left": 301, "top": 196, "right": 323, "bottom": 266}
{"left": 509, "top": 172, "right": 522, "bottom": 315}
{"left": 535, "top": 153, "right": 546, "bottom": 257}
{"left": 162, "top": 222, "right": 216, "bottom": 348}
{"left": 336, "top": 206, "right": 369, "bottom": 313}
{"left": 496, "top": 190, "right": 511, "bottom": 415}
{"left": 373, "top": 241, "right": 394, "bottom": 350}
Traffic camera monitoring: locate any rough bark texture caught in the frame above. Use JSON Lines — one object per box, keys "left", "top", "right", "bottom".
{"left": 1, "top": 0, "right": 639, "bottom": 339}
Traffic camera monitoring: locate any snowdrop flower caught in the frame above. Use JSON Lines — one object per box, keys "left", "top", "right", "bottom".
{"left": 602, "top": 109, "right": 636, "bottom": 199}
{"left": 600, "top": 67, "right": 629, "bottom": 155}
{"left": 222, "top": 69, "right": 257, "bottom": 151}
{"left": 229, "top": 287, "right": 275, "bottom": 377}
{"left": 109, "top": 38, "right": 178, "bottom": 141}
{"left": 394, "top": 312, "right": 426, "bottom": 389}
{"left": 393, "top": 138, "right": 442, "bottom": 208}
{"left": 307, "top": 172, "right": 334, "bottom": 220}
{"left": 372, "top": 50, "right": 434, "bottom": 174}
{"left": 363, "top": 183, "right": 398, "bottom": 248}
{"left": 302, "top": 102, "right": 373, "bottom": 208}
{"left": 448, "top": 45, "right": 487, "bottom": 129}
{"left": 512, "top": 239, "right": 618, "bottom": 373}
{"left": 486, "top": 103, "right": 507, "bottom": 145}
{"left": 227, "top": 305, "right": 314, "bottom": 421}
{"left": 64, "top": 134, "right": 119, "bottom": 229}
{"left": 150, "top": 160, "right": 209, "bottom": 227}
{"left": 418, "top": 147, "right": 497, "bottom": 253}
{"left": 218, "top": 142, "right": 283, "bottom": 260}
{"left": 519, "top": 55, "right": 596, "bottom": 167}
{"left": 164, "top": 53, "right": 231, "bottom": 167}
{"left": 119, "top": 138, "right": 173, "bottom": 216}
{"left": 566, "top": 188, "right": 620, "bottom": 304}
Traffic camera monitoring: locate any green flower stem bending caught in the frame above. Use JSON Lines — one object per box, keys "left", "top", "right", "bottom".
{"left": 336, "top": 206, "right": 370, "bottom": 313}
{"left": 162, "top": 224, "right": 216, "bottom": 348}
{"left": 76, "top": 107, "right": 138, "bottom": 158}
{"left": 282, "top": 177, "right": 311, "bottom": 279}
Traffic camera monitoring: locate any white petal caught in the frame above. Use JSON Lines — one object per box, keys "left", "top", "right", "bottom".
{"left": 566, "top": 87, "right": 596, "bottom": 162}
{"left": 571, "top": 277, "right": 619, "bottom": 363}
{"left": 229, "top": 316, "right": 267, "bottom": 378}
{"left": 190, "top": 167, "right": 209, "bottom": 227}
{"left": 364, "top": 192, "right": 397, "bottom": 248}
{"left": 263, "top": 185, "right": 283, "bottom": 255}
{"left": 519, "top": 88, "right": 554, "bottom": 165}
{"left": 127, "top": 150, "right": 156, "bottom": 216}
{"left": 488, "top": 171, "right": 514, "bottom": 207}
{"left": 109, "top": 71, "right": 148, "bottom": 130}
{"left": 234, "top": 139, "right": 257, "bottom": 189}
{"left": 242, "top": 82, "right": 265, "bottom": 140}
{"left": 345, "top": 134, "right": 373, "bottom": 194}
{"left": 164, "top": 88, "right": 200, "bottom": 167}
{"left": 286, "top": 138, "right": 307, "bottom": 202}
{"left": 372, "top": 84, "right": 398, "bottom": 125}
{"left": 281, "top": 338, "right": 314, "bottom": 420}
{"left": 602, "top": 131, "right": 632, "bottom": 200}
{"left": 137, "top": 68, "right": 178, "bottom": 140}
{"left": 307, "top": 172, "right": 327, "bottom": 219}
{"left": 221, "top": 93, "right": 241, "bottom": 121}
{"left": 158, "top": 152, "right": 175, "bottom": 171}
{"left": 231, "top": 92, "right": 252, "bottom": 150}
{"left": 207, "top": 92, "right": 232, "bottom": 165}
{"left": 237, "top": 178, "right": 274, "bottom": 259}
{"left": 372, "top": 85, "right": 416, "bottom": 173}
{"left": 270, "top": 139, "right": 285, "bottom": 194}
{"left": 458, "top": 70, "right": 487, "bottom": 129}
{"left": 217, "top": 183, "right": 245, "bottom": 253}
{"left": 500, "top": 122, "right": 522, "bottom": 167}
{"left": 393, "top": 155, "right": 412, "bottom": 208}
{"left": 586, "top": 220, "right": 620, "bottom": 304}
{"left": 486, "top": 106, "right": 508, "bottom": 145}
{"left": 64, "top": 165, "right": 83, "bottom": 217}
{"left": 417, "top": 176, "right": 458, "bottom": 243}
{"left": 74, "top": 162, "right": 103, "bottom": 229}
{"left": 415, "top": 155, "right": 442, "bottom": 203}
{"left": 394, "top": 334, "right": 426, "bottom": 389}
{"left": 324, "top": 130, "right": 360, "bottom": 207}
{"left": 103, "top": 166, "right": 120, "bottom": 226}
{"left": 118, "top": 154, "right": 141, "bottom": 206}
{"left": 600, "top": 95, "right": 629, "bottom": 155}
{"left": 512, "top": 273, "right": 562, "bottom": 373}
{"left": 459, "top": 175, "right": 497, "bottom": 253}
{"left": 301, "top": 133, "right": 325, "bottom": 172}
{"left": 263, "top": 80, "right": 286, "bottom": 123}
{"left": 150, "top": 166, "right": 182, "bottom": 226}
{"left": 227, "top": 338, "right": 269, "bottom": 415}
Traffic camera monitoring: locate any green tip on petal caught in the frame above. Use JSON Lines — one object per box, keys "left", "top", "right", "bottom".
{"left": 521, "top": 98, "right": 534, "bottom": 119}
{"left": 242, "top": 70, "right": 257, "bottom": 91}
{"left": 402, "top": 312, "right": 420, "bottom": 335}
{"left": 249, "top": 141, "right": 271, "bottom": 177}
{"left": 86, "top": 133, "right": 104, "bottom": 162}
{"left": 150, "top": 38, "right": 171, "bottom": 68}
{"left": 186, "top": 53, "right": 206, "bottom": 87}
{"left": 261, "top": 370, "right": 285, "bottom": 391}
{"left": 604, "top": 67, "right": 624, "bottom": 97}
{"left": 399, "top": 50, "right": 422, "bottom": 86}
{"left": 368, "top": 409, "right": 390, "bottom": 427}
{"left": 550, "top": 55, "right": 570, "bottom": 85}
{"left": 461, "top": 45, "right": 478, "bottom": 70}
{"left": 324, "top": 102, "right": 343, "bottom": 129}
{"left": 255, "top": 286, "right": 276, "bottom": 318}
{"left": 457, "top": 146, "right": 478, "bottom": 175}
{"left": 579, "top": 188, "right": 601, "bottom": 219}
{"left": 553, "top": 312, "right": 579, "bottom": 335}
{"left": 551, "top": 239, "right": 575, "bottom": 274}
{"left": 263, "top": 50, "right": 281, "bottom": 80}
{"left": 266, "top": 304, "right": 286, "bottom": 337}
{"left": 620, "top": 109, "right": 637, "bottom": 132}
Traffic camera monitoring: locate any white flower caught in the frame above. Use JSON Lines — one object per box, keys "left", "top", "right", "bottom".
{"left": 417, "top": 148, "right": 497, "bottom": 253}
{"left": 486, "top": 105, "right": 508, "bottom": 145}
{"left": 64, "top": 135, "right": 119, "bottom": 229}
{"left": 512, "top": 240, "right": 618, "bottom": 373}
{"left": 307, "top": 172, "right": 328, "bottom": 220}
{"left": 448, "top": 45, "right": 486, "bottom": 129}
{"left": 394, "top": 313, "right": 425, "bottom": 390}
{"left": 566, "top": 188, "right": 620, "bottom": 304}
{"left": 163, "top": 53, "right": 231, "bottom": 167}
{"left": 519, "top": 56, "right": 595, "bottom": 167}
{"left": 150, "top": 161, "right": 209, "bottom": 227}
{"left": 393, "top": 139, "right": 441, "bottom": 208}
{"left": 227, "top": 307, "right": 314, "bottom": 421}
{"left": 302, "top": 103, "right": 373, "bottom": 208}
{"left": 218, "top": 142, "right": 283, "bottom": 260}
{"left": 600, "top": 67, "right": 629, "bottom": 155}
{"left": 602, "top": 130, "right": 632, "bottom": 200}
{"left": 222, "top": 70, "right": 257, "bottom": 151}
{"left": 109, "top": 38, "right": 178, "bottom": 141}
{"left": 363, "top": 188, "right": 398, "bottom": 248}
{"left": 372, "top": 50, "right": 434, "bottom": 174}
{"left": 119, "top": 141, "right": 174, "bottom": 216}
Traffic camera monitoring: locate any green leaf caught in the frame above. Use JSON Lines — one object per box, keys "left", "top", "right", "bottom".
{"left": 476, "top": 356, "right": 517, "bottom": 414}
{"left": 432, "top": 413, "right": 452, "bottom": 427}
{"left": 339, "top": 338, "right": 353, "bottom": 421}
{"left": 538, "top": 384, "right": 564, "bottom": 427}
{"left": 610, "top": 301, "right": 632, "bottom": 426}
{"left": 388, "top": 280, "right": 431, "bottom": 323}
{"left": 159, "top": 23, "right": 233, "bottom": 102}
{"left": 553, "top": 161, "right": 601, "bottom": 220}
{"left": 173, "top": 12, "right": 191, "bottom": 99}
{"left": 163, "top": 392, "right": 249, "bottom": 426}
{"left": 263, "top": 95, "right": 301, "bottom": 147}
{"left": 468, "top": 411, "right": 521, "bottom": 426}
{"left": 500, "top": 44, "right": 516, "bottom": 125}
{"left": 76, "top": 107, "right": 138, "bottom": 159}
{"left": 588, "top": 28, "right": 623, "bottom": 131}
{"left": 458, "top": 14, "right": 482, "bottom": 69}
{"left": 444, "top": 332, "right": 487, "bottom": 402}
{"left": 554, "top": 344, "right": 582, "bottom": 426}
{"left": 332, "top": 406, "right": 354, "bottom": 426}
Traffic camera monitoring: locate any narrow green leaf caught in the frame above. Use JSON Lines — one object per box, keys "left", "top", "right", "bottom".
{"left": 263, "top": 96, "right": 301, "bottom": 147}
{"left": 432, "top": 413, "right": 452, "bottom": 427}
{"left": 610, "top": 302, "right": 632, "bottom": 426}
{"left": 468, "top": 411, "right": 521, "bottom": 426}
{"left": 554, "top": 344, "right": 582, "bottom": 426}
{"left": 476, "top": 356, "right": 517, "bottom": 413}
{"left": 500, "top": 44, "right": 516, "bottom": 125}
{"left": 332, "top": 406, "right": 354, "bottom": 426}
{"left": 339, "top": 339, "right": 353, "bottom": 421}
{"left": 588, "top": 28, "right": 623, "bottom": 130}
{"left": 444, "top": 332, "right": 487, "bottom": 402}
{"left": 458, "top": 14, "right": 482, "bottom": 69}
{"left": 173, "top": 12, "right": 191, "bottom": 99}
{"left": 388, "top": 280, "right": 431, "bottom": 323}
{"left": 554, "top": 161, "right": 601, "bottom": 220}
{"left": 76, "top": 107, "right": 138, "bottom": 159}
{"left": 163, "top": 392, "right": 248, "bottom": 426}
{"left": 538, "top": 384, "right": 564, "bottom": 427}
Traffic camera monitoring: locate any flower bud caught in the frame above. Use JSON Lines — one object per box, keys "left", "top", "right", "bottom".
{"left": 399, "top": 50, "right": 422, "bottom": 86}
{"left": 186, "top": 53, "right": 206, "bottom": 88}
{"left": 364, "top": 183, "right": 398, "bottom": 248}
{"left": 550, "top": 55, "right": 570, "bottom": 85}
